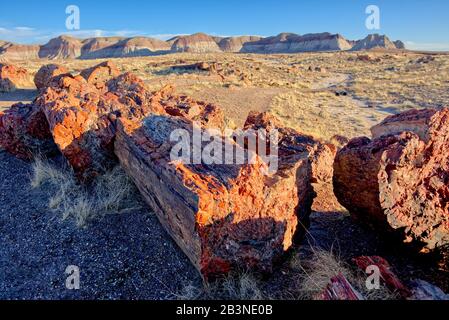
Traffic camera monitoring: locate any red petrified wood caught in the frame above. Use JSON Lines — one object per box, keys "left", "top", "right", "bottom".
{"left": 319, "top": 273, "right": 363, "bottom": 300}
{"left": 0, "top": 102, "right": 56, "bottom": 159}
{"left": 35, "top": 67, "right": 162, "bottom": 181}
{"left": 353, "top": 256, "right": 412, "bottom": 298}
{"left": 34, "top": 64, "right": 69, "bottom": 91}
{"left": 243, "top": 111, "right": 342, "bottom": 213}
{"left": 114, "top": 111, "right": 317, "bottom": 279}
{"left": 334, "top": 108, "right": 449, "bottom": 251}
{"left": 0, "top": 63, "right": 33, "bottom": 92}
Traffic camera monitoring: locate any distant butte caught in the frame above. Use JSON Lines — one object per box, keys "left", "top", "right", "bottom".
{"left": 0, "top": 32, "right": 406, "bottom": 60}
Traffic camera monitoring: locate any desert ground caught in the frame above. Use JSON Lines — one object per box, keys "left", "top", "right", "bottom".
{"left": 1, "top": 51, "right": 448, "bottom": 299}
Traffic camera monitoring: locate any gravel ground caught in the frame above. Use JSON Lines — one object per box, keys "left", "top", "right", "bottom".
{"left": 0, "top": 150, "right": 201, "bottom": 300}
{"left": 304, "top": 212, "right": 449, "bottom": 292}
{"left": 0, "top": 148, "right": 447, "bottom": 300}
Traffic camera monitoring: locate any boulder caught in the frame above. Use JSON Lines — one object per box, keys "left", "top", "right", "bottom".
{"left": 0, "top": 103, "right": 57, "bottom": 159}
{"left": 34, "top": 64, "right": 69, "bottom": 91}
{"left": 334, "top": 108, "right": 449, "bottom": 250}
{"left": 115, "top": 111, "right": 316, "bottom": 280}
{"left": 0, "top": 63, "right": 33, "bottom": 92}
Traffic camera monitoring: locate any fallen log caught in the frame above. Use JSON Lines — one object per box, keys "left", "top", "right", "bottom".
{"left": 115, "top": 111, "right": 316, "bottom": 280}
{"left": 334, "top": 108, "right": 449, "bottom": 250}
{"left": 0, "top": 102, "right": 57, "bottom": 159}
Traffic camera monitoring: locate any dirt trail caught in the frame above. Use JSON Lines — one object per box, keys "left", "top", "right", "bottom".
{"left": 314, "top": 73, "right": 397, "bottom": 129}
{"left": 268, "top": 72, "right": 400, "bottom": 140}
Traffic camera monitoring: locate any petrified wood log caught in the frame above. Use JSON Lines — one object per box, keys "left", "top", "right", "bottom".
{"left": 1, "top": 60, "right": 226, "bottom": 181}
{"left": 334, "top": 108, "right": 449, "bottom": 250}
{"left": 0, "top": 102, "right": 57, "bottom": 159}
{"left": 353, "top": 256, "right": 411, "bottom": 298}
{"left": 80, "top": 61, "right": 121, "bottom": 89}
{"left": 0, "top": 63, "right": 33, "bottom": 92}
{"left": 319, "top": 273, "right": 363, "bottom": 300}
{"left": 115, "top": 112, "right": 316, "bottom": 279}
{"left": 243, "top": 111, "right": 342, "bottom": 213}
{"left": 35, "top": 70, "right": 160, "bottom": 181}
{"left": 34, "top": 64, "right": 69, "bottom": 91}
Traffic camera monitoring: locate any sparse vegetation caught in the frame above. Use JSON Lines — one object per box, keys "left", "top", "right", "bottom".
{"left": 3, "top": 50, "right": 448, "bottom": 299}
{"left": 30, "top": 158, "right": 142, "bottom": 227}
{"left": 176, "top": 246, "right": 398, "bottom": 300}
{"left": 176, "top": 272, "right": 265, "bottom": 300}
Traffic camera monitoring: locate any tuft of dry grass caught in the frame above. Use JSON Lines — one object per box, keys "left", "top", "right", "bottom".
{"left": 30, "top": 158, "right": 142, "bottom": 227}
{"left": 290, "top": 246, "right": 398, "bottom": 300}
{"left": 176, "top": 272, "right": 266, "bottom": 300}
{"left": 175, "top": 245, "right": 399, "bottom": 301}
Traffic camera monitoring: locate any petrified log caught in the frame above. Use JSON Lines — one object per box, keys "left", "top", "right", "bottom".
{"left": 353, "top": 256, "right": 411, "bottom": 298}
{"left": 35, "top": 70, "right": 161, "bottom": 181}
{"left": 243, "top": 111, "right": 341, "bottom": 213}
{"left": 0, "top": 102, "right": 57, "bottom": 159}
{"left": 319, "top": 273, "right": 363, "bottom": 300}
{"left": 0, "top": 63, "right": 33, "bottom": 92}
{"left": 115, "top": 112, "right": 316, "bottom": 279}
{"left": 80, "top": 61, "right": 120, "bottom": 89}
{"left": 34, "top": 64, "right": 69, "bottom": 91}
{"left": 150, "top": 84, "right": 225, "bottom": 130}
{"left": 1, "top": 60, "right": 226, "bottom": 181}
{"left": 334, "top": 108, "right": 449, "bottom": 250}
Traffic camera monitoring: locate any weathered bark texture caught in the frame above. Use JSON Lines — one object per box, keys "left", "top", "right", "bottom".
{"left": 34, "top": 64, "right": 69, "bottom": 91}
{"left": 319, "top": 273, "right": 363, "bottom": 300}
{"left": 115, "top": 111, "right": 317, "bottom": 279}
{"left": 353, "top": 256, "right": 412, "bottom": 298}
{"left": 334, "top": 108, "right": 449, "bottom": 250}
{"left": 0, "top": 102, "right": 57, "bottom": 159}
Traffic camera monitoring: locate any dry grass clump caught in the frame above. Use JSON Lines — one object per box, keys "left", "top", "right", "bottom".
{"left": 30, "top": 158, "right": 142, "bottom": 227}
{"left": 176, "top": 272, "right": 266, "bottom": 300}
{"left": 290, "top": 247, "right": 398, "bottom": 300}
{"left": 175, "top": 246, "right": 398, "bottom": 301}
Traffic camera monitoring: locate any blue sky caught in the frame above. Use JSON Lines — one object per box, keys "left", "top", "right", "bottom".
{"left": 0, "top": 0, "right": 448, "bottom": 50}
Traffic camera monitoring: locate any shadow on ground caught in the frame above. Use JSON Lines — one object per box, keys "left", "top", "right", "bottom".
{"left": 0, "top": 151, "right": 200, "bottom": 299}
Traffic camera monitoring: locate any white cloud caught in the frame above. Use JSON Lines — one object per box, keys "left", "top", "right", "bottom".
{"left": 15, "top": 27, "right": 35, "bottom": 31}
{"left": 405, "top": 41, "right": 449, "bottom": 51}
{"left": 0, "top": 25, "right": 195, "bottom": 44}
{"left": 148, "top": 34, "right": 187, "bottom": 40}
{"left": 0, "top": 26, "right": 149, "bottom": 43}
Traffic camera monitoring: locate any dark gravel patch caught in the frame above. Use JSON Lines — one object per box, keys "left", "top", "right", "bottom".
{"left": 301, "top": 212, "right": 449, "bottom": 292}
{"left": 1, "top": 148, "right": 447, "bottom": 300}
{"left": 0, "top": 150, "right": 201, "bottom": 300}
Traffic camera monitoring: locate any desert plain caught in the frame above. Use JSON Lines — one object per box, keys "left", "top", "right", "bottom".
{"left": 0, "top": 50, "right": 448, "bottom": 299}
